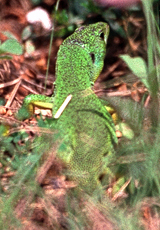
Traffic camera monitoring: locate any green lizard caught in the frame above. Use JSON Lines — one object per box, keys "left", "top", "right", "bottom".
{"left": 16, "top": 22, "right": 118, "bottom": 194}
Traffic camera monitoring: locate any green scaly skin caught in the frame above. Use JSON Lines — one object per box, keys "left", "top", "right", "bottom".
{"left": 16, "top": 22, "right": 118, "bottom": 194}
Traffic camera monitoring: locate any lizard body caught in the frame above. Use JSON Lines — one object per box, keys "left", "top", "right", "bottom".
{"left": 16, "top": 22, "right": 117, "bottom": 193}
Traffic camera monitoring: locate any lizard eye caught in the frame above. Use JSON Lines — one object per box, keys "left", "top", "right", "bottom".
{"left": 100, "top": 32, "right": 104, "bottom": 40}
{"left": 90, "top": 53, "right": 95, "bottom": 63}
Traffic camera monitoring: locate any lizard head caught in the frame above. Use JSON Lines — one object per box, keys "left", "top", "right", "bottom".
{"left": 63, "top": 22, "right": 110, "bottom": 83}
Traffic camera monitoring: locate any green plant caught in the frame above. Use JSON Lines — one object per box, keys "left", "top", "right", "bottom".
{"left": 0, "top": 35, "right": 23, "bottom": 59}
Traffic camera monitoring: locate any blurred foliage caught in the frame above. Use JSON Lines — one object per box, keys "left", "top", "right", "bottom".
{"left": 0, "top": 125, "right": 31, "bottom": 171}
{"left": 53, "top": 0, "right": 140, "bottom": 38}
{"left": 0, "top": 33, "right": 23, "bottom": 59}
{"left": 52, "top": 0, "right": 159, "bottom": 40}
